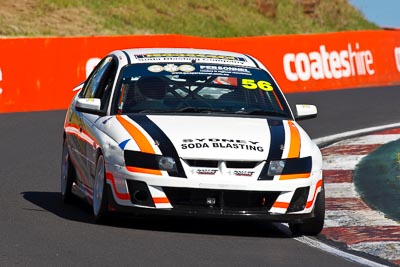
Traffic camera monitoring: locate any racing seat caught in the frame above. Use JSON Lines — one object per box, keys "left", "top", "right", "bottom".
{"left": 136, "top": 76, "right": 168, "bottom": 100}
{"left": 124, "top": 76, "right": 169, "bottom": 111}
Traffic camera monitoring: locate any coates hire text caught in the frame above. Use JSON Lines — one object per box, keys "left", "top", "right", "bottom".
{"left": 283, "top": 43, "right": 374, "bottom": 81}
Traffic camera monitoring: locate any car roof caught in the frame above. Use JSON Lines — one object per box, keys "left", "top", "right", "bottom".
{"left": 111, "top": 48, "right": 260, "bottom": 68}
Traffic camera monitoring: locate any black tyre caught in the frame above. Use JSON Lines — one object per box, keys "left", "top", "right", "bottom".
{"left": 61, "top": 139, "right": 74, "bottom": 204}
{"left": 93, "top": 154, "right": 109, "bottom": 223}
{"left": 289, "top": 185, "right": 325, "bottom": 236}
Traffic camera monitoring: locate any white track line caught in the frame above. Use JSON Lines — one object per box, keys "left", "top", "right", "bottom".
{"left": 313, "top": 122, "right": 400, "bottom": 146}
{"left": 275, "top": 223, "right": 389, "bottom": 267}
{"left": 295, "top": 236, "right": 389, "bottom": 267}
{"left": 295, "top": 123, "right": 400, "bottom": 267}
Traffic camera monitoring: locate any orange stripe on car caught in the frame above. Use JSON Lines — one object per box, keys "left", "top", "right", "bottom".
{"left": 116, "top": 115, "right": 155, "bottom": 154}
{"left": 279, "top": 173, "right": 310, "bottom": 180}
{"left": 105, "top": 172, "right": 130, "bottom": 201}
{"left": 306, "top": 179, "right": 323, "bottom": 209}
{"left": 272, "top": 202, "right": 290, "bottom": 209}
{"left": 287, "top": 120, "right": 301, "bottom": 158}
{"left": 126, "top": 166, "right": 162, "bottom": 176}
{"left": 153, "top": 197, "right": 170, "bottom": 204}
{"left": 116, "top": 115, "right": 163, "bottom": 175}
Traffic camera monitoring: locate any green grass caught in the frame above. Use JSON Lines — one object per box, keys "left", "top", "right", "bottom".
{"left": 354, "top": 139, "right": 400, "bottom": 222}
{"left": 0, "top": 0, "right": 379, "bottom": 37}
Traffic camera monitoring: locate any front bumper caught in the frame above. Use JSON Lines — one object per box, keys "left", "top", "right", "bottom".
{"left": 106, "top": 184, "right": 317, "bottom": 222}
{"left": 105, "top": 164, "right": 323, "bottom": 222}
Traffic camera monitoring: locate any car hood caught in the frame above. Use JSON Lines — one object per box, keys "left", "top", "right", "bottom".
{"left": 106, "top": 114, "right": 313, "bottom": 162}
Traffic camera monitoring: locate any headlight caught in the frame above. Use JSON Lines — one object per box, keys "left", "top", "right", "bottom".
{"left": 259, "top": 156, "right": 312, "bottom": 180}
{"left": 124, "top": 150, "right": 177, "bottom": 172}
{"left": 267, "top": 160, "right": 286, "bottom": 176}
{"left": 157, "top": 156, "right": 177, "bottom": 172}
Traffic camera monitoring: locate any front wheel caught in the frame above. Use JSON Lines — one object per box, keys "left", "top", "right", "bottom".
{"left": 289, "top": 186, "right": 325, "bottom": 236}
{"left": 93, "top": 154, "right": 109, "bottom": 223}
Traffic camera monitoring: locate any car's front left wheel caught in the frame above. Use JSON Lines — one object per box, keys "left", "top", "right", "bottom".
{"left": 93, "top": 154, "right": 109, "bottom": 223}
{"left": 289, "top": 185, "right": 325, "bottom": 236}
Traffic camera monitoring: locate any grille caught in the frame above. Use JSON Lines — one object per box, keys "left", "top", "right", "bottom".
{"left": 163, "top": 187, "right": 280, "bottom": 212}
{"left": 185, "top": 160, "right": 259, "bottom": 169}
{"left": 185, "top": 160, "right": 218, "bottom": 168}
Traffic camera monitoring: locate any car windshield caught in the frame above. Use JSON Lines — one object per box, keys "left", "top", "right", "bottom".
{"left": 113, "top": 63, "right": 292, "bottom": 118}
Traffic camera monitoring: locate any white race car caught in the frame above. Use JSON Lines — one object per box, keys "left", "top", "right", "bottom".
{"left": 61, "top": 48, "right": 324, "bottom": 235}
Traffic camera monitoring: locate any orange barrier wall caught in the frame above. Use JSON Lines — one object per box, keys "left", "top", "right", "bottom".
{"left": 1, "top": 30, "right": 400, "bottom": 113}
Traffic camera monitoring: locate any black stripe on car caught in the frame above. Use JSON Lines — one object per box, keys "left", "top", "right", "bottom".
{"left": 282, "top": 156, "right": 312, "bottom": 174}
{"left": 245, "top": 54, "right": 260, "bottom": 68}
{"left": 122, "top": 50, "right": 131, "bottom": 64}
{"left": 128, "top": 115, "right": 187, "bottom": 178}
{"left": 258, "top": 119, "right": 285, "bottom": 180}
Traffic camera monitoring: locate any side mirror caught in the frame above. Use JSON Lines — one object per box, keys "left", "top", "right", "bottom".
{"left": 295, "top": 104, "right": 317, "bottom": 120}
{"left": 75, "top": 98, "right": 102, "bottom": 114}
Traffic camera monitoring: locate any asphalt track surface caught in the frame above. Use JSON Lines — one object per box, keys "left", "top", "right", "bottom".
{"left": 1, "top": 85, "right": 399, "bottom": 266}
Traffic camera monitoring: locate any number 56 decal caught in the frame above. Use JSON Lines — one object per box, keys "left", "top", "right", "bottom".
{"left": 242, "top": 79, "right": 273, "bottom": 91}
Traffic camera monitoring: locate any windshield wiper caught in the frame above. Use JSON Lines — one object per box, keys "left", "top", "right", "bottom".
{"left": 137, "top": 109, "right": 170, "bottom": 113}
{"left": 175, "top": 107, "right": 228, "bottom": 113}
{"left": 134, "top": 107, "right": 227, "bottom": 114}
{"left": 235, "top": 109, "right": 289, "bottom": 118}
